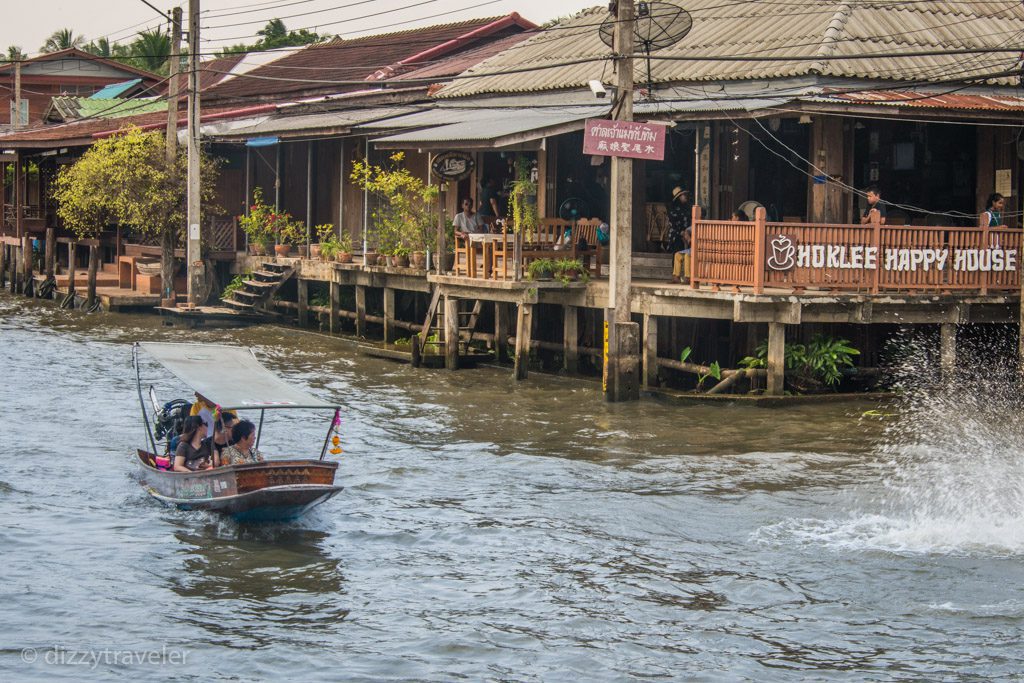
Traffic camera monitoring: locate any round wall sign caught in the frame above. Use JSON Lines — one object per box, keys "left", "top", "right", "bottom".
{"left": 431, "top": 151, "right": 475, "bottom": 181}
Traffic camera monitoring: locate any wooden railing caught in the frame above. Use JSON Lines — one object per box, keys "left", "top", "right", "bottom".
{"left": 691, "top": 206, "right": 1021, "bottom": 295}
{"left": 123, "top": 217, "right": 239, "bottom": 253}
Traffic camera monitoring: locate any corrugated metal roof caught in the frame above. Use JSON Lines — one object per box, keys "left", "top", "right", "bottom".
{"left": 44, "top": 96, "right": 167, "bottom": 123}
{"left": 89, "top": 79, "right": 144, "bottom": 99}
{"left": 437, "top": 1, "right": 1024, "bottom": 98}
{"left": 808, "top": 90, "right": 1024, "bottom": 111}
{"left": 202, "top": 107, "right": 418, "bottom": 139}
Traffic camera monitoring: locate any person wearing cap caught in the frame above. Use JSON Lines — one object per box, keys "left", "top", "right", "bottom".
{"left": 667, "top": 187, "right": 692, "bottom": 284}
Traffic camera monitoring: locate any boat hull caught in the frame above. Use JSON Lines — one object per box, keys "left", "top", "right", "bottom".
{"left": 137, "top": 451, "right": 341, "bottom": 522}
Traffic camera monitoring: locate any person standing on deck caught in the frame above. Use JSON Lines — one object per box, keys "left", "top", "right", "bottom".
{"left": 979, "top": 193, "right": 1005, "bottom": 228}
{"left": 478, "top": 178, "right": 501, "bottom": 219}
{"left": 667, "top": 187, "right": 692, "bottom": 284}
{"left": 860, "top": 186, "right": 887, "bottom": 225}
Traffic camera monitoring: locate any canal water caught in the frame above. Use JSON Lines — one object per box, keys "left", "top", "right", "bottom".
{"left": 1, "top": 294, "right": 1022, "bottom": 681}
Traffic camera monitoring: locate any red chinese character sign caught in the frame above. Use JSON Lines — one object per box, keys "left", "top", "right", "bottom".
{"left": 582, "top": 119, "right": 667, "bottom": 161}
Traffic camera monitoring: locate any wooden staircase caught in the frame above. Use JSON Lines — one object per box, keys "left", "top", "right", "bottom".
{"left": 413, "top": 290, "right": 486, "bottom": 367}
{"left": 221, "top": 261, "right": 294, "bottom": 313}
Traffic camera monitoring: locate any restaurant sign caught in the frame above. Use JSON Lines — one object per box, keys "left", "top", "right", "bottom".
{"left": 582, "top": 119, "right": 666, "bottom": 161}
{"left": 767, "top": 234, "right": 1017, "bottom": 272}
{"left": 431, "top": 151, "right": 475, "bottom": 181}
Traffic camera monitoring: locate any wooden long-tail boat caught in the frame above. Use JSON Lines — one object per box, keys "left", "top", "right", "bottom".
{"left": 133, "top": 342, "right": 344, "bottom": 522}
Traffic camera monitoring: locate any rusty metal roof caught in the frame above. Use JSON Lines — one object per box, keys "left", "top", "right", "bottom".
{"left": 437, "top": 1, "right": 1024, "bottom": 98}
{"left": 810, "top": 90, "right": 1024, "bottom": 111}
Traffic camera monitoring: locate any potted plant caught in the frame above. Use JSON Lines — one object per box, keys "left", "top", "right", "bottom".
{"left": 319, "top": 236, "right": 340, "bottom": 262}
{"left": 364, "top": 250, "right": 379, "bottom": 266}
{"left": 553, "top": 257, "right": 588, "bottom": 284}
{"left": 509, "top": 155, "right": 539, "bottom": 239}
{"left": 392, "top": 245, "right": 411, "bottom": 268}
{"left": 527, "top": 257, "right": 556, "bottom": 281}
{"left": 239, "top": 188, "right": 276, "bottom": 255}
{"left": 336, "top": 230, "right": 353, "bottom": 263}
{"left": 350, "top": 151, "right": 438, "bottom": 270}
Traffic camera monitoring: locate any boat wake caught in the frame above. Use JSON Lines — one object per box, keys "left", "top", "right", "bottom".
{"left": 758, "top": 333, "right": 1024, "bottom": 557}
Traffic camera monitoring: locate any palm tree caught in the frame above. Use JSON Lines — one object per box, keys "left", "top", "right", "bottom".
{"left": 84, "top": 37, "right": 113, "bottom": 58}
{"left": 4, "top": 45, "right": 26, "bottom": 62}
{"left": 129, "top": 29, "right": 171, "bottom": 74}
{"left": 40, "top": 28, "right": 85, "bottom": 53}
{"left": 256, "top": 19, "right": 288, "bottom": 46}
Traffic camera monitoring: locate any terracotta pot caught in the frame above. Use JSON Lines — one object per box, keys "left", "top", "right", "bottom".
{"left": 309, "top": 244, "right": 322, "bottom": 259}
{"left": 410, "top": 251, "right": 426, "bottom": 269}
{"left": 395, "top": 255, "right": 410, "bottom": 268}
{"left": 274, "top": 244, "right": 292, "bottom": 257}
{"left": 250, "top": 242, "right": 268, "bottom": 256}
{"left": 336, "top": 251, "right": 353, "bottom": 264}
{"left": 363, "top": 252, "right": 379, "bottom": 266}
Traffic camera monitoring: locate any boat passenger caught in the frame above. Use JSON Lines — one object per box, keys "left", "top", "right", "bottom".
{"left": 211, "top": 411, "right": 239, "bottom": 467}
{"left": 221, "top": 419, "right": 266, "bottom": 466}
{"left": 172, "top": 416, "right": 214, "bottom": 472}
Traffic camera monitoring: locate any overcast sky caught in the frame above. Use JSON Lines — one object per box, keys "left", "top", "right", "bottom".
{"left": 2, "top": 0, "right": 596, "bottom": 58}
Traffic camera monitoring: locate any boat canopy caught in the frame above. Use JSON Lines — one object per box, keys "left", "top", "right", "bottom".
{"left": 139, "top": 342, "right": 338, "bottom": 411}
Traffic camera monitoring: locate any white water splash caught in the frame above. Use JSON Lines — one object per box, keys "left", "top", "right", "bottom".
{"left": 759, "top": 332, "right": 1024, "bottom": 557}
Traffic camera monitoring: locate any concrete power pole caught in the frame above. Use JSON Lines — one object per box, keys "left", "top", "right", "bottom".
{"left": 162, "top": 6, "right": 182, "bottom": 307}
{"left": 12, "top": 60, "right": 22, "bottom": 128}
{"left": 604, "top": 0, "right": 640, "bottom": 402}
{"left": 186, "top": 0, "right": 203, "bottom": 305}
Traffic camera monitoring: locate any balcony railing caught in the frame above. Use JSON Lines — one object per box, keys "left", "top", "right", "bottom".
{"left": 691, "top": 207, "right": 1021, "bottom": 295}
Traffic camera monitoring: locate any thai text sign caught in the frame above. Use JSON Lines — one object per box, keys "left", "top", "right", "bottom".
{"left": 767, "top": 234, "right": 1017, "bottom": 273}
{"left": 583, "top": 119, "right": 666, "bottom": 161}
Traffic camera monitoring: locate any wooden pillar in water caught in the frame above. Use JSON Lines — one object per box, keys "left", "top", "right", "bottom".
{"left": 494, "top": 302, "right": 509, "bottom": 362}
{"left": 44, "top": 228, "right": 55, "bottom": 279}
{"left": 296, "top": 279, "right": 308, "bottom": 326}
{"left": 0, "top": 244, "right": 7, "bottom": 289}
{"left": 354, "top": 285, "right": 366, "bottom": 337}
{"left": 940, "top": 323, "right": 957, "bottom": 378}
{"left": 86, "top": 244, "right": 99, "bottom": 308}
{"left": 643, "top": 312, "right": 659, "bottom": 388}
{"left": 21, "top": 234, "right": 32, "bottom": 295}
{"left": 444, "top": 295, "right": 459, "bottom": 370}
{"left": 514, "top": 303, "right": 533, "bottom": 380}
{"left": 383, "top": 287, "right": 395, "bottom": 343}
{"left": 563, "top": 304, "right": 579, "bottom": 374}
{"left": 67, "top": 242, "right": 76, "bottom": 295}
{"left": 329, "top": 280, "right": 340, "bottom": 334}
{"left": 766, "top": 322, "right": 786, "bottom": 396}
{"left": 8, "top": 244, "right": 17, "bottom": 293}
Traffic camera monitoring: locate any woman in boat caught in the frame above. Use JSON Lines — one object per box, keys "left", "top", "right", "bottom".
{"left": 211, "top": 411, "right": 238, "bottom": 467}
{"left": 172, "top": 416, "right": 214, "bottom": 472}
{"left": 221, "top": 419, "right": 265, "bottom": 466}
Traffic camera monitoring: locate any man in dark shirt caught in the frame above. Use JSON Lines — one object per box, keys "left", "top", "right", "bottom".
{"left": 860, "top": 185, "right": 887, "bottom": 225}
{"left": 479, "top": 178, "right": 500, "bottom": 218}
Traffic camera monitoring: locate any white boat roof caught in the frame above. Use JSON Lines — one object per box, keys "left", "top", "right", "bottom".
{"left": 139, "top": 342, "right": 338, "bottom": 411}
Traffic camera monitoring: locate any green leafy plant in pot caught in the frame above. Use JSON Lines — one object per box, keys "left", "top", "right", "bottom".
{"left": 527, "top": 257, "right": 556, "bottom": 281}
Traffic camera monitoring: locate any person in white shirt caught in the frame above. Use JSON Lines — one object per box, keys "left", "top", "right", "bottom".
{"left": 453, "top": 198, "right": 486, "bottom": 237}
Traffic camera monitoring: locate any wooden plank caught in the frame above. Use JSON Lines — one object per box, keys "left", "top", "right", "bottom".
{"left": 355, "top": 284, "right": 366, "bottom": 338}
{"left": 766, "top": 322, "right": 785, "bottom": 396}
{"left": 86, "top": 244, "right": 99, "bottom": 308}
{"left": 383, "top": 287, "right": 395, "bottom": 343}
{"left": 563, "top": 304, "right": 579, "bottom": 374}
{"left": 444, "top": 295, "right": 459, "bottom": 370}
{"left": 642, "top": 312, "right": 658, "bottom": 388}
{"left": 329, "top": 281, "right": 340, "bottom": 334}
{"left": 44, "top": 228, "right": 55, "bottom": 279}
{"left": 494, "top": 301, "right": 509, "bottom": 362}
{"left": 297, "top": 279, "right": 308, "bottom": 327}
{"left": 514, "top": 303, "right": 533, "bottom": 380}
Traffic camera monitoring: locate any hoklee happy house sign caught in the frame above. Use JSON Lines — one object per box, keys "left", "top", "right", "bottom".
{"left": 765, "top": 234, "right": 1018, "bottom": 273}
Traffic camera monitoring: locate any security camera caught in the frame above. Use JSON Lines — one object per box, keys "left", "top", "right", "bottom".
{"left": 589, "top": 80, "right": 608, "bottom": 98}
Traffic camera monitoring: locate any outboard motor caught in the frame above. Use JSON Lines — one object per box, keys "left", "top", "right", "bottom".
{"left": 155, "top": 399, "right": 192, "bottom": 447}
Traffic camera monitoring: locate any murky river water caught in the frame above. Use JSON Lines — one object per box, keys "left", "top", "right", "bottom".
{"left": 1, "top": 294, "right": 1023, "bottom": 681}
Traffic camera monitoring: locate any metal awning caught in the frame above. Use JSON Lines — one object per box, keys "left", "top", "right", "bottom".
{"left": 139, "top": 343, "right": 337, "bottom": 411}
{"left": 200, "top": 106, "right": 418, "bottom": 141}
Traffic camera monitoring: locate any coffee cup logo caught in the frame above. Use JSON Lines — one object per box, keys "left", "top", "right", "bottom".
{"left": 767, "top": 234, "right": 796, "bottom": 270}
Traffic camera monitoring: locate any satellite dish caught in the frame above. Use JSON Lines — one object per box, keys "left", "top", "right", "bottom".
{"left": 559, "top": 198, "right": 591, "bottom": 221}
{"left": 599, "top": 2, "right": 693, "bottom": 94}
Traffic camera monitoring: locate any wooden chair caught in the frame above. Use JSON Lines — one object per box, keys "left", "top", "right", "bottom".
{"left": 453, "top": 233, "right": 474, "bottom": 277}
{"left": 490, "top": 227, "right": 514, "bottom": 281}
{"left": 572, "top": 218, "right": 603, "bottom": 276}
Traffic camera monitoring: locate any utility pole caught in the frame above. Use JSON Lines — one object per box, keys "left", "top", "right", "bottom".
{"left": 162, "top": 6, "right": 183, "bottom": 307}
{"left": 603, "top": 0, "right": 640, "bottom": 402}
{"left": 12, "top": 59, "right": 22, "bottom": 128}
{"left": 186, "top": 0, "right": 203, "bottom": 305}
